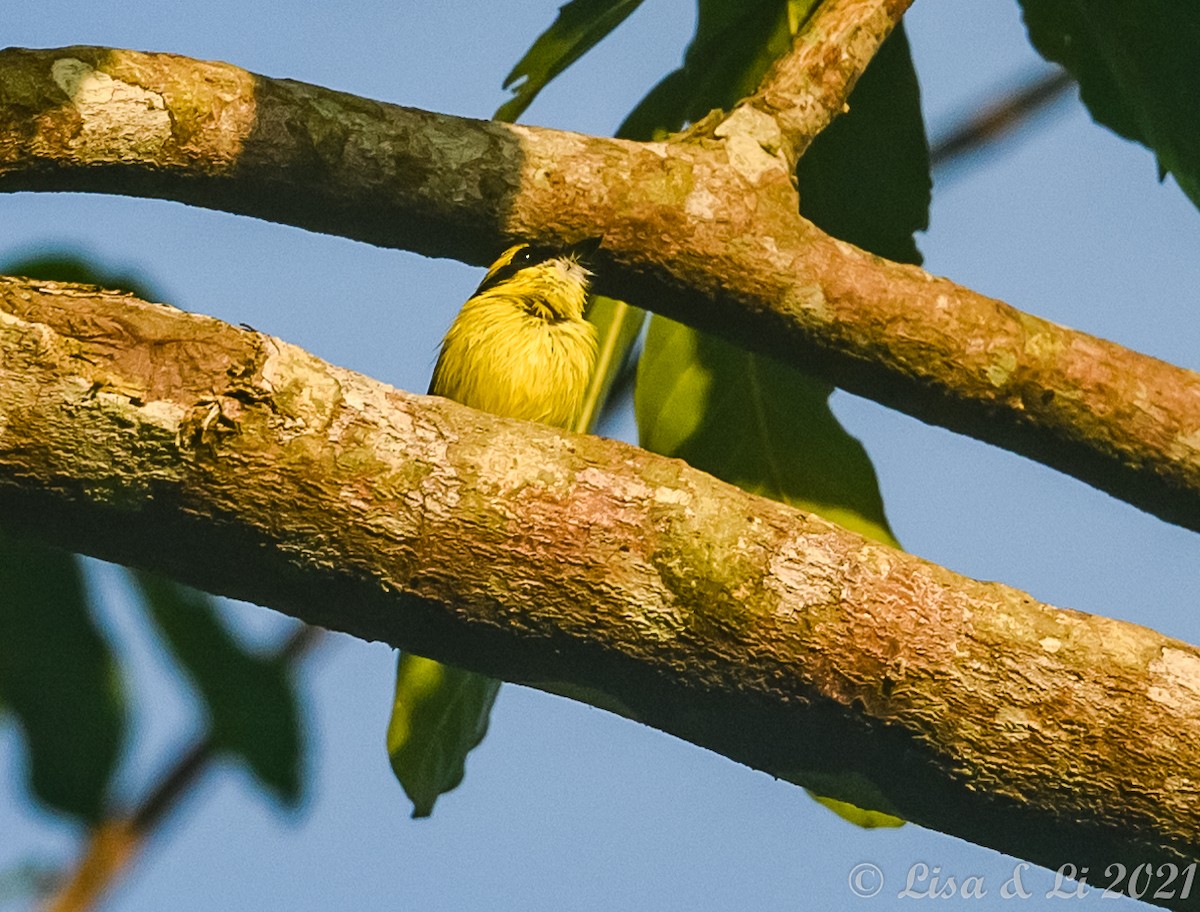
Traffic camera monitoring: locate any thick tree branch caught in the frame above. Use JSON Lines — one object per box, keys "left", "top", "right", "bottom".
{"left": 1, "top": 277, "right": 1198, "bottom": 907}
{"left": 2, "top": 47, "right": 1200, "bottom": 532}
{"left": 2, "top": 48, "right": 1198, "bottom": 533}
{"left": 731, "top": 0, "right": 914, "bottom": 166}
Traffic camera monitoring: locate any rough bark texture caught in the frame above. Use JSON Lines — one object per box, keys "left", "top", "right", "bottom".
{"left": 2, "top": 46, "right": 1200, "bottom": 533}
{"left": 2, "top": 277, "right": 1198, "bottom": 906}
{"left": 735, "top": 0, "right": 915, "bottom": 163}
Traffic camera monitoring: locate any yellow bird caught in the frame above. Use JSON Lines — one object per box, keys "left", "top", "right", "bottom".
{"left": 388, "top": 238, "right": 600, "bottom": 816}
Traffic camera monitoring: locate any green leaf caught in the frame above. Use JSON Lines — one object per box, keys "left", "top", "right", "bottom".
{"left": 797, "top": 24, "right": 929, "bottom": 264}
{"left": 387, "top": 654, "right": 500, "bottom": 818}
{"left": 809, "top": 793, "right": 904, "bottom": 829}
{"left": 637, "top": 318, "right": 897, "bottom": 546}
{"left": 620, "top": 0, "right": 818, "bottom": 138}
{"left": 132, "top": 573, "right": 304, "bottom": 807}
{"left": 1019, "top": 0, "right": 1200, "bottom": 209}
{"left": 1, "top": 251, "right": 158, "bottom": 300}
{"left": 0, "top": 531, "right": 125, "bottom": 823}
{"left": 574, "top": 294, "right": 645, "bottom": 433}
{"left": 496, "top": 0, "right": 646, "bottom": 123}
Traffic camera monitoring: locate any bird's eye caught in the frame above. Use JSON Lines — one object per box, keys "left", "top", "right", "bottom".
{"left": 515, "top": 248, "right": 535, "bottom": 264}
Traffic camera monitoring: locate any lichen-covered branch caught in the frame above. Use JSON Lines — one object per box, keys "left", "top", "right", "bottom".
{"left": 728, "top": 0, "right": 914, "bottom": 166}
{"left": 2, "top": 47, "right": 1198, "bottom": 533}
{"left": 1, "top": 276, "right": 1198, "bottom": 906}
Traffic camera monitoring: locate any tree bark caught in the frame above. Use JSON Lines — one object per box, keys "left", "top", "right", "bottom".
{"left": 738, "top": 0, "right": 914, "bottom": 164}
{"left": 2, "top": 45, "right": 1199, "bottom": 532}
{"left": 2, "top": 277, "right": 1198, "bottom": 907}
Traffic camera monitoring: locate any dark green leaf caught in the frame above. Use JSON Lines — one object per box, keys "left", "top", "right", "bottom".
{"left": 1019, "top": 0, "right": 1200, "bottom": 208}
{"left": 0, "top": 531, "right": 125, "bottom": 823}
{"left": 1, "top": 251, "right": 158, "bottom": 301}
{"left": 387, "top": 654, "right": 500, "bottom": 818}
{"left": 797, "top": 24, "right": 929, "bottom": 264}
{"left": 496, "top": 0, "right": 646, "bottom": 123}
{"left": 132, "top": 573, "right": 304, "bottom": 807}
{"left": 620, "top": 0, "right": 818, "bottom": 138}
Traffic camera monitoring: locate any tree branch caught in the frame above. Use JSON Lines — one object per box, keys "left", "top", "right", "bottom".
{"left": 731, "top": 0, "right": 914, "bottom": 167}
{"left": 1, "top": 276, "right": 1198, "bottom": 907}
{"left": 930, "top": 68, "right": 1075, "bottom": 170}
{"left": 1, "top": 47, "right": 1200, "bottom": 532}
{"left": 2, "top": 47, "right": 1197, "bottom": 532}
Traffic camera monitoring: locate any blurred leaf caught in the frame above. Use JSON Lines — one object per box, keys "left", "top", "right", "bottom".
{"left": 387, "top": 654, "right": 500, "bottom": 818}
{"left": 575, "top": 294, "right": 645, "bottom": 432}
{"left": 0, "top": 859, "right": 61, "bottom": 905}
{"left": 1019, "top": 0, "right": 1200, "bottom": 209}
{"left": 496, "top": 0, "right": 646, "bottom": 123}
{"left": 1, "top": 251, "right": 158, "bottom": 301}
{"left": 0, "top": 531, "right": 125, "bottom": 823}
{"left": 132, "top": 573, "right": 304, "bottom": 807}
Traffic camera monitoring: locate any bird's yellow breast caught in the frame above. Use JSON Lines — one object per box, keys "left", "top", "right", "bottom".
{"left": 430, "top": 289, "right": 598, "bottom": 429}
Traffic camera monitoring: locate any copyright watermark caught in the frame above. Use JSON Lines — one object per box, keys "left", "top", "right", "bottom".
{"left": 848, "top": 863, "right": 885, "bottom": 898}
{"left": 846, "top": 861, "right": 1198, "bottom": 901}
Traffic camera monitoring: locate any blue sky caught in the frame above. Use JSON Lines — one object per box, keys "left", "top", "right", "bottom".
{"left": 3, "top": 1, "right": 1198, "bottom": 910}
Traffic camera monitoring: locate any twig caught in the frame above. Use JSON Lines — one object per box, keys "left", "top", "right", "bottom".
{"left": 931, "top": 68, "right": 1075, "bottom": 171}
{"left": 41, "top": 624, "right": 323, "bottom": 912}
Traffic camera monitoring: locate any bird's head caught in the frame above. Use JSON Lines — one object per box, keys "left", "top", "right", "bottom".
{"left": 473, "top": 238, "right": 602, "bottom": 306}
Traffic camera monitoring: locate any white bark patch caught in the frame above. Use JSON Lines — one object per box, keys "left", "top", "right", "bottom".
{"left": 684, "top": 185, "right": 721, "bottom": 221}
{"left": 51, "top": 58, "right": 171, "bottom": 159}
{"left": 137, "top": 398, "right": 187, "bottom": 429}
{"left": 259, "top": 337, "right": 345, "bottom": 437}
{"left": 1147, "top": 647, "right": 1200, "bottom": 710}
{"left": 714, "top": 106, "right": 786, "bottom": 185}
{"left": 766, "top": 532, "right": 843, "bottom": 615}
